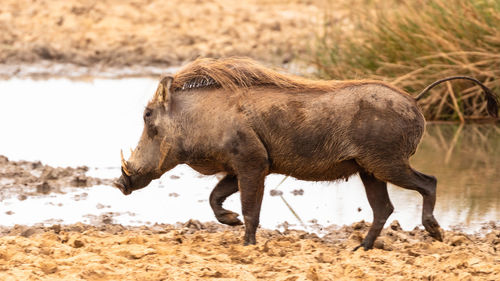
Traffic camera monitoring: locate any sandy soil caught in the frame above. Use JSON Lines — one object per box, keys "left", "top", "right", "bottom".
{"left": 0, "top": 0, "right": 324, "bottom": 78}
{"left": 0, "top": 155, "right": 111, "bottom": 201}
{"left": 0, "top": 221, "right": 498, "bottom": 281}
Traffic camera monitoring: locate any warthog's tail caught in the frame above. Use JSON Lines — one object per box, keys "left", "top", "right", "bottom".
{"left": 415, "top": 76, "right": 499, "bottom": 118}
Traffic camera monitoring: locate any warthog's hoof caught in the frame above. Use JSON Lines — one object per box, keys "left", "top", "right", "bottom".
{"left": 244, "top": 236, "right": 257, "bottom": 246}
{"left": 353, "top": 241, "right": 373, "bottom": 252}
{"left": 216, "top": 211, "right": 243, "bottom": 226}
{"left": 423, "top": 216, "right": 444, "bottom": 242}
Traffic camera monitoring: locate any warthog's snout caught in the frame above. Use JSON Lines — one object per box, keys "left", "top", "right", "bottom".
{"left": 113, "top": 168, "right": 133, "bottom": 195}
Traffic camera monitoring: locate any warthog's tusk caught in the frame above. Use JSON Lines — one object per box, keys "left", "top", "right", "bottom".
{"left": 120, "top": 149, "right": 131, "bottom": 176}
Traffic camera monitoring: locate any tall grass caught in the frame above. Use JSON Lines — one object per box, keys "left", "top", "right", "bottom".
{"left": 313, "top": 0, "right": 500, "bottom": 121}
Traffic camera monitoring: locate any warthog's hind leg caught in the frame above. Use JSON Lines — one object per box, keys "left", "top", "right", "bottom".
{"left": 411, "top": 169, "right": 443, "bottom": 242}
{"left": 371, "top": 161, "right": 444, "bottom": 242}
{"left": 354, "top": 171, "right": 394, "bottom": 251}
{"left": 209, "top": 175, "right": 242, "bottom": 226}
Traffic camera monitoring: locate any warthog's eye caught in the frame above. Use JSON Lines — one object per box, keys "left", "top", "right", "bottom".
{"left": 144, "top": 109, "right": 153, "bottom": 120}
{"left": 143, "top": 108, "right": 158, "bottom": 137}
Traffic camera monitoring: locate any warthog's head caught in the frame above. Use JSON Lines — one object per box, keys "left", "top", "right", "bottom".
{"left": 114, "top": 76, "right": 179, "bottom": 195}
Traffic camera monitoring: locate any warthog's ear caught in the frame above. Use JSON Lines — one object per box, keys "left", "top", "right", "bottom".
{"left": 155, "top": 75, "right": 174, "bottom": 110}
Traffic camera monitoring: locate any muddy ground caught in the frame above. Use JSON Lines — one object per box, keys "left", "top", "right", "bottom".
{"left": 0, "top": 221, "right": 499, "bottom": 281}
{"left": 0, "top": 0, "right": 326, "bottom": 78}
{"left": 0, "top": 155, "right": 111, "bottom": 201}
{"left": 1, "top": 157, "right": 499, "bottom": 280}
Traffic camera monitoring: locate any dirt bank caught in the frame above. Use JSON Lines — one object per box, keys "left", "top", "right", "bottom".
{"left": 0, "top": 155, "right": 111, "bottom": 201}
{"left": 0, "top": 0, "right": 323, "bottom": 78}
{"left": 0, "top": 221, "right": 498, "bottom": 280}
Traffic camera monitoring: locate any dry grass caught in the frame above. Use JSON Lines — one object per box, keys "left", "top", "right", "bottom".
{"left": 313, "top": 0, "right": 500, "bottom": 121}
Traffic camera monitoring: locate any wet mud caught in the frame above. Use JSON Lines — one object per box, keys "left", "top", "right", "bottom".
{"left": 0, "top": 221, "right": 499, "bottom": 280}
{"left": 0, "top": 155, "right": 111, "bottom": 201}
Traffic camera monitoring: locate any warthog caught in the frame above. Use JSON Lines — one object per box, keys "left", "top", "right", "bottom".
{"left": 114, "top": 58, "right": 498, "bottom": 249}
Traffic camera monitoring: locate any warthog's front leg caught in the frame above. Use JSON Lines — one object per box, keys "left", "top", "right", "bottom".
{"left": 209, "top": 174, "right": 242, "bottom": 226}
{"left": 238, "top": 168, "right": 268, "bottom": 245}
{"left": 227, "top": 128, "right": 269, "bottom": 245}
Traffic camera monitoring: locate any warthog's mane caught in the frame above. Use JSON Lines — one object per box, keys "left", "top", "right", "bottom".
{"left": 171, "top": 57, "right": 396, "bottom": 94}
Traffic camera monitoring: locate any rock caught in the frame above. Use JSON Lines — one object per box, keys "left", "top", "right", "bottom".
{"left": 72, "top": 239, "right": 84, "bottom": 248}
{"left": 101, "top": 214, "right": 113, "bottom": 225}
{"left": 71, "top": 176, "right": 88, "bottom": 187}
{"left": 36, "top": 181, "right": 52, "bottom": 194}
{"left": 352, "top": 221, "right": 366, "bottom": 230}
{"left": 20, "top": 227, "right": 44, "bottom": 238}
{"left": 68, "top": 223, "right": 85, "bottom": 232}
{"left": 390, "top": 220, "right": 402, "bottom": 231}
{"left": 8, "top": 225, "right": 28, "bottom": 236}
{"left": 76, "top": 166, "right": 89, "bottom": 172}
{"left": 0, "top": 155, "right": 8, "bottom": 164}
{"left": 348, "top": 231, "right": 364, "bottom": 243}
{"left": 373, "top": 239, "right": 384, "bottom": 249}
{"left": 183, "top": 219, "right": 203, "bottom": 230}
{"left": 485, "top": 230, "right": 500, "bottom": 244}
{"left": 41, "top": 167, "right": 57, "bottom": 180}
{"left": 50, "top": 224, "right": 61, "bottom": 234}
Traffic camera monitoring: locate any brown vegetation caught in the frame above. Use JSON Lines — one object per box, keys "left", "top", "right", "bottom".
{"left": 314, "top": 0, "right": 500, "bottom": 121}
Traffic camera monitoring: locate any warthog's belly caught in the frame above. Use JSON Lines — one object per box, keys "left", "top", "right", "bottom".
{"left": 270, "top": 159, "right": 362, "bottom": 182}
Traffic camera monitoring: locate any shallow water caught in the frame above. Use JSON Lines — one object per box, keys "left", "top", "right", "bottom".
{"left": 0, "top": 78, "right": 498, "bottom": 233}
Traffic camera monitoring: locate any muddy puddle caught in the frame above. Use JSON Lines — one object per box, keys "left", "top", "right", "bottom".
{"left": 0, "top": 78, "right": 499, "bottom": 234}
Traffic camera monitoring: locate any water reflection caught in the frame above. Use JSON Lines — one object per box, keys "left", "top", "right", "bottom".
{"left": 410, "top": 124, "right": 500, "bottom": 228}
